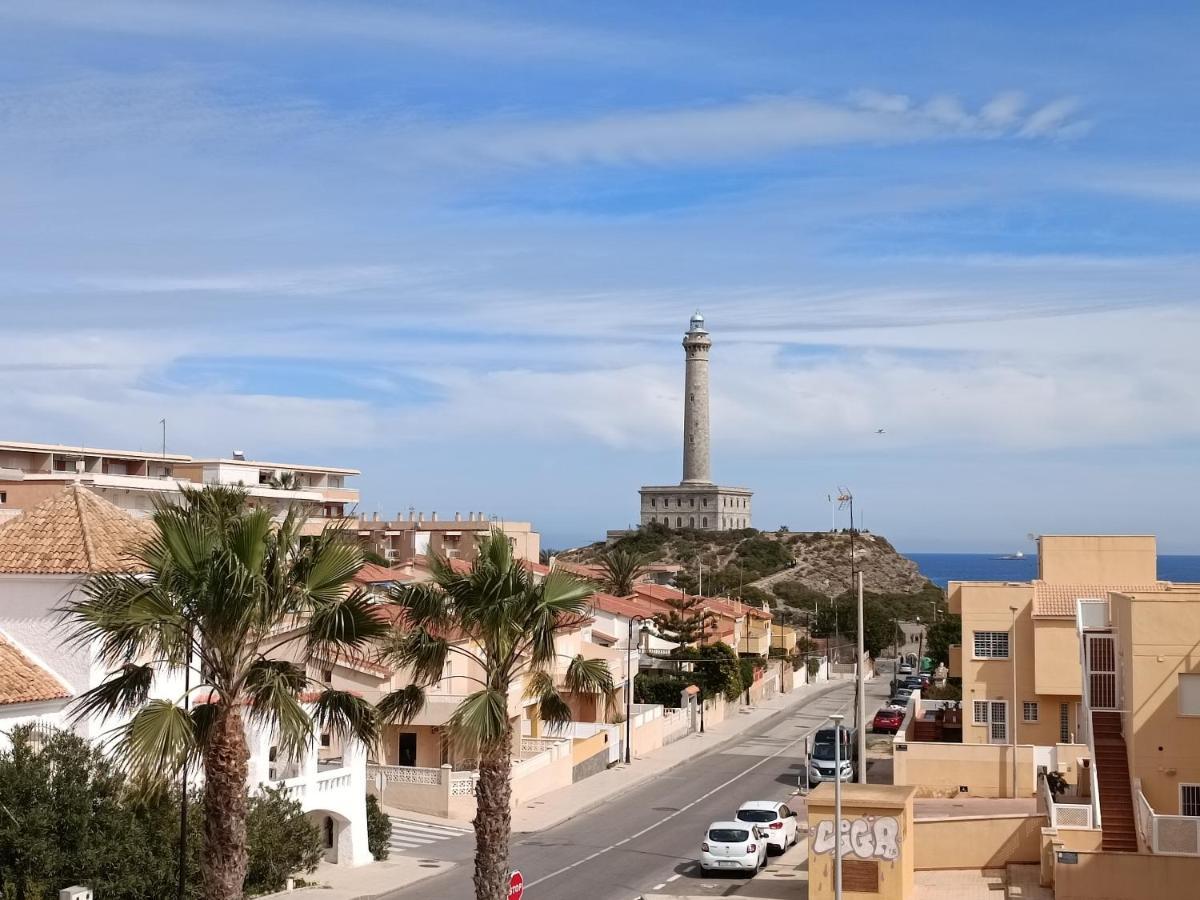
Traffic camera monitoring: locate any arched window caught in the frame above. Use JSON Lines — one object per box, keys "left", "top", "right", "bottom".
{"left": 676, "top": 517, "right": 682, "bottom": 527}
{"left": 690, "top": 517, "right": 695, "bottom": 527}
{"left": 702, "top": 517, "right": 708, "bottom": 528}
{"left": 323, "top": 816, "right": 335, "bottom": 849}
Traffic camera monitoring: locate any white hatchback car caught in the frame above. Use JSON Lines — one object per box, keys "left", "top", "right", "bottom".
{"left": 734, "top": 801, "right": 800, "bottom": 854}
{"left": 700, "top": 820, "right": 769, "bottom": 875}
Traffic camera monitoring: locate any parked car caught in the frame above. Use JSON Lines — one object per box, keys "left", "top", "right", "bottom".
{"left": 734, "top": 801, "right": 800, "bottom": 854}
{"left": 891, "top": 686, "right": 914, "bottom": 706}
{"left": 903, "top": 676, "right": 924, "bottom": 690}
{"left": 700, "top": 821, "right": 769, "bottom": 875}
{"left": 805, "top": 736, "right": 857, "bottom": 784}
{"left": 897, "top": 663, "right": 914, "bottom": 676}
{"left": 871, "top": 707, "right": 904, "bottom": 734}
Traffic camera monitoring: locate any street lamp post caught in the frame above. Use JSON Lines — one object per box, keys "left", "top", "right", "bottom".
{"left": 625, "top": 615, "right": 649, "bottom": 765}
{"left": 831, "top": 712, "right": 845, "bottom": 900}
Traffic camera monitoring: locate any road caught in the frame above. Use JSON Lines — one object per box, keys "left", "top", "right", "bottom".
{"left": 383, "top": 675, "right": 891, "bottom": 900}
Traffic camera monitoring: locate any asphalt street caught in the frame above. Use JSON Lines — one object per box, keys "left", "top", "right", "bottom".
{"left": 382, "top": 675, "right": 891, "bottom": 900}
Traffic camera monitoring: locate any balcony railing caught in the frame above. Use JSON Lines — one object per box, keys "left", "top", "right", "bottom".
{"left": 1134, "top": 779, "right": 1200, "bottom": 855}
{"left": 1040, "top": 773, "right": 1095, "bottom": 830}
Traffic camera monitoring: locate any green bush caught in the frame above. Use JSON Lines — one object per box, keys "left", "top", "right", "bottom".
{"left": 634, "top": 673, "right": 691, "bottom": 707}
{"left": 244, "top": 786, "right": 323, "bottom": 895}
{"left": 365, "top": 794, "right": 391, "bottom": 861}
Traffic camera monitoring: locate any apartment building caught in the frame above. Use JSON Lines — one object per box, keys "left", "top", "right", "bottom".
{"left": 949, "top": 535, "right": 1166, "bottom": 750}
{"left": 355, "top": 511, "right": 540, "bottom": 565}
{"left": 0, "top": 439, "right": 360, "bottom": 534}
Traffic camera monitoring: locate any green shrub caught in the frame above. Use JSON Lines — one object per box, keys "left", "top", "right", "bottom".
{"left": 365, "top": 794, "right": 391, "bottom": 861}
{"left": 634, "top": 673, "right": 691, "bottom": 707}
{"left": 244, "top": 786, "right": 324, "bottom": 895}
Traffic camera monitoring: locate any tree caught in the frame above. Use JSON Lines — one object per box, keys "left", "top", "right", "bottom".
{"left": 62, "top": 485, "right": 384, "bottom": 900}
{"left": 925, "top": 614, "right": 962, "bottom": 667}
{"left": 376, "top": 532, "right": 613, "bottom": 900}
{"left": 266, "top": 471, "right": 301, "bottom": 491}
{"left": 243, "top": 786, "right": 323, "bottom": 893}
{"left": 653, "top": 592, "right": 715, "bottom": 647}
{"left": 596, "top": 548, "right": 647, "bottom": 596}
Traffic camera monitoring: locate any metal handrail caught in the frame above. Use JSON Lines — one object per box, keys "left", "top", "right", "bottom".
{"left": 1076, "top": 599, "right": 1102, "bottom": 830}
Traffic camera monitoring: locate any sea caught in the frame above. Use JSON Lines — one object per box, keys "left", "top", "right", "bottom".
{"left": 907, "top": 553, "right": 1200, "bottom": 590}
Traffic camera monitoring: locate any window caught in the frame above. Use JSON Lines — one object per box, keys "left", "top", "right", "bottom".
{"left": 651, "top": 498, "right": 656, "bottom": 507}
{"left": 320, "top": 731, "right": 331, "bottom": 749}
{"left": 1060, "top": 703, "right": 1071, "bottom": 742}
{"left": 676, "top": 517, "right": 682, "bottom": 527}
{"left": 973, "top": 631, "right": 1010, "bottom": 659}
{"left": 1179, "top": 674, "right": 1200, "bottom": 716}
{"left": 702, "top": 517, "right": 708, "bottom": 528}
{"left": 690, "top": 498, "right": 695, "bottom": 507}
{"left": 1023, "top": 702, "right": 1039, "bottom": 722}
{"left": 1182, "top": 785, "right": 1200, "bottom": 817}
{"left": 973, "top": 700, "right": 990, "bottom": 725}
{"left": 689, "top": 517, "right": 695, "bottom": 527}
{"left": 322, "top": 668, "right": 333, "bottom": 684}
{"left": 702, "top": 498, "right": 708, "bottom": 507}
{"left": 0, "top": 491, "right": 6, "bottom": 504}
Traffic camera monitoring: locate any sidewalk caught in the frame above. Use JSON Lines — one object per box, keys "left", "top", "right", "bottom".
{"left": 513, "top": 675, "right": 854, "bottom": 833}
{"left": 257, "top": 857, "right": 457, "bottom": 900}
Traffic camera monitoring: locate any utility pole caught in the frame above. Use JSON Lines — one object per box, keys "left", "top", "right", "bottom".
{"left": 856, "top": 571, "right": 866, "bottom": 784}
{"left": 831, "top": 712, "right": 845, "bottom": 900}
{"left": 160, "top": 418, "right": 167, "bottom": 458}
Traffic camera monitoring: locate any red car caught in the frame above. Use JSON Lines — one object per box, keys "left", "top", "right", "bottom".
{"left": 872, "top": 707, "right": 904, "bottom": 734}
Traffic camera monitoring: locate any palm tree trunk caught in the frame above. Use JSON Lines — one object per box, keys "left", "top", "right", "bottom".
{"left": 472, "top": 725, "right": 514, "bottom": 900}
{"left": 202, "top": 703, "right": 250, "bottom": 900}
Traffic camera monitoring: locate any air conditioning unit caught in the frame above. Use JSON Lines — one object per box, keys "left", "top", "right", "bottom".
{"left": 61, "top": 888, "right": 93, "bottom": 900}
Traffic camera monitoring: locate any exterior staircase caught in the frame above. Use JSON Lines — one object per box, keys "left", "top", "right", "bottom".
{"left": 1091, "top": 709, "right": 1138, "bottom": 852}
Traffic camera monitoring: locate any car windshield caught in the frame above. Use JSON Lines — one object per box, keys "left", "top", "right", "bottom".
{"left": 736, "top": 809, "right": 777, "bottom": 823}
{"left": 812, "top": 743, "right": 840, "bottom": 761}
{"left": 709, "top": 828, "right": 750, "bottom": 843}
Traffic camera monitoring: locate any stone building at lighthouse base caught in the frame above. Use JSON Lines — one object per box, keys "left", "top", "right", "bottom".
{"left": 638, "top": 483, "right": 753, "bottom": 532}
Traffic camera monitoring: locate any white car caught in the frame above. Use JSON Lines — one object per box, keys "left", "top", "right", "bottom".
{"left": 700, "top": 821, "right": 769, "bottom": 875}
{"left": 734, "top": 801, "right": 800, "bottom": 854}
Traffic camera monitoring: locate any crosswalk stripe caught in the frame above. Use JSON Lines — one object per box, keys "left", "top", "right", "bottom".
{"left": 387, "top": 816, "right": 473, "bottom": 853}
{"left": 390, "top": 820, "right": 470, "bottom": 837}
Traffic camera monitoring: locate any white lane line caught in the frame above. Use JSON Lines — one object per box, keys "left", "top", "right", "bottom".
{"left": 652, "top": 884, "right": 666, "bottom": 890}
{"left": 524, "top": 687, "right": 855, "bottom": 890}
{"left": 667, "top": 873, "right": 681, "bottom": 882}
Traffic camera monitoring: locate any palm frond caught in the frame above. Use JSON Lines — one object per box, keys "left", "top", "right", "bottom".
{"left": 445, "top": 689, "right": 510, "bottom": 755}
{"left": 386, "top": 581, "right": 454, "bottom": 634}
{"left": 376, "top": 626, "right": 451, "bottom": 687}
{"left": 299, "top": 529, "right": 367, "bottom": 603}
{"left": 304, "top": 589, "right": 388, "bottom": 658}
{"left": 311, "top": 689, "right": 378, "bottom": 748}
{"left": 242, "top": 659, "right": 312, "bottom": 762}
{"left": 522, "top": 669, "right": 556, "bottom": 701}
{"left": 375, "top": 685, "right": 428, "bottom": 726}
{"left": 564, "top": 655, "right": 614, "bottom": 696}
{"left": 69, "top": 662, "right": 156, "bottom": 725}
{"left": 111, "top": 699, "right": 196, "bottom": 778}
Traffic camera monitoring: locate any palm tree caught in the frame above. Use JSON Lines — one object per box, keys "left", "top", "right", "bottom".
{"left": 376, "top": 532, "right": 613, "bottom": 900}
{"left": 597, "top": 548, "right": 647, "bottom": 596}
{"left": 267, "top": 470, "right": 301, "bottom": 491}
{"left": 61, "top": 485, "right": 384, "bottom": 900}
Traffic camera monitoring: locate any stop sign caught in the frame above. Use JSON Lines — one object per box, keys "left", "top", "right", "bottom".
{"left": 509, "top": 870, "right": 524, "bottom": 900}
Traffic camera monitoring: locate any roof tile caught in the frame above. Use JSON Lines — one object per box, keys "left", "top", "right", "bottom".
{"left": 1032, "top": 581, "right": 1167, "bottom": 616}
{"left": 0, "top": 632, "right": 71, "bottom": 706}
{"left": 0, "top": 485, "right": 153, "bottom": 574}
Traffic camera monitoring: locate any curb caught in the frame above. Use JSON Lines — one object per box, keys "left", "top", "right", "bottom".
{"left": 513, "top": 678, "right": 854, "bottom": 835}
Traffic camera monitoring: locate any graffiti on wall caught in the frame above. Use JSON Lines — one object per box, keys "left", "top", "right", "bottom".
{"left": 810, "top": 815, "right": 901, "bottom": 861}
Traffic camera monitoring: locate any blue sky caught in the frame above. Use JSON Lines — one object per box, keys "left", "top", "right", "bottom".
{"left": 3, "top": 2, "right": 1200, "bottom": 552}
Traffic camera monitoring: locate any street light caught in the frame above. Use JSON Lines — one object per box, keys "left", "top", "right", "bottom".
{"left": 625, "top": 614, "right": 649, "bottom": 765}
{"left": 831, "top": 712, "right": 845, "bottom": 900}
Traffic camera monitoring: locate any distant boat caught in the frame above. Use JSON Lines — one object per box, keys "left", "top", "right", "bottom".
{"left": 995, "top": 551, "right": 1026, "bottom": 560}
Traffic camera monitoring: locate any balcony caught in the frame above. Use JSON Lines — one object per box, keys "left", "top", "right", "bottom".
{"left": 771, "top": 626, "right": 798, "bottom": 654}
{"left": 739, "top": 632, "right": 770, "bottom": 656}
{"left": 1135, "top": 779, "right": 1200, "bottom": 855}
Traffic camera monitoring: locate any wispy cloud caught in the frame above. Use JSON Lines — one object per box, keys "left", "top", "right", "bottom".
{"left": 430, "top": 91, "right": 1089, "bottom": 168}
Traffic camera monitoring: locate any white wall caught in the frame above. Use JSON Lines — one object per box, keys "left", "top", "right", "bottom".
{"left": 0, "top": 698, "right": 71, "bottom": 751}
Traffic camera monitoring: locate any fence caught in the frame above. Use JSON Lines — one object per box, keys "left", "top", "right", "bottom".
{"left": 1040, "top": 772, "right": 1094, "bottom": 830}
{"left": 1134, "top": 779, "right": 1200, "bottom": 855}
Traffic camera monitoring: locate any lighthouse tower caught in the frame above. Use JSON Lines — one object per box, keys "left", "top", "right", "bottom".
{"left": 636, "top": 313, "right": 753, "bottom": 532}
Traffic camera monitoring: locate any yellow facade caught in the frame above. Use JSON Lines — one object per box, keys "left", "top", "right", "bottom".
{"left": 807, "top": 784, "right": 915, "bottom": 900}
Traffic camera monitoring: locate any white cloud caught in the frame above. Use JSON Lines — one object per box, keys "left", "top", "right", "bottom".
{"left": 1020, "top": 97, "right": 1088, "bottom": 138}
{"left": 980, "top": 91, "right": 1025, "bottom": 127}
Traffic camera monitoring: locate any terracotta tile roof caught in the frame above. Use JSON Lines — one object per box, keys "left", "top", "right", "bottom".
{"left": 591, "top": 592, "right": 661, "bottom": 620}
{"left": 0, "top": 631, "right": 71, "bottom": 706}
{"left": 1033, "top": 581, "right": 1167, "bottom": 617}
{"left": 521, "top": 559, "right": 552, "bottom": 577}
{"left": 0, "top": 485, "right": 153, "bottom": 574}
{"left": 353, "top": 563, "right": 413, "bottom": 585}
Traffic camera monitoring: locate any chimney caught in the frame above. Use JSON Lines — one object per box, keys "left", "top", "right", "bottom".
{"left": 417, "top": 512, "right": 423, "bottom": 522}
{"left": 455, "top": 512, "right": 462, "bottom": 522}
{"left": 373, "top": 512, "right": 380, "bottom": 522}
{"left": 431, "top": 511, "right": 437, "bottom": 522}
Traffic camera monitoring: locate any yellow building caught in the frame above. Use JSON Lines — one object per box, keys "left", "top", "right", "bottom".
{"left": 950, "top": 535, "right": 1163, "bottom": 752}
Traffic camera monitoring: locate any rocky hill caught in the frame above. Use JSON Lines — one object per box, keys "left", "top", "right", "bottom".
{"left": 561, "top": 524, "right": 930, "bottom": 601}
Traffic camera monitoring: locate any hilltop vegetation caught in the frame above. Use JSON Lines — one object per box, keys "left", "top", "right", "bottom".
{"left": 563, "top": 523, "right": 933, "bottom": 605}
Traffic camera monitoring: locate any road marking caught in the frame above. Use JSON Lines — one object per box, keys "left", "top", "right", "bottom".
{"left": 523, "top": 686, "right": 856, "bottom": 890}
{"left": 652, "top": 884, "right": 665, "bottom": 890}
{"left": 667, "top": 873, "right": 681, "bottom": 882}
